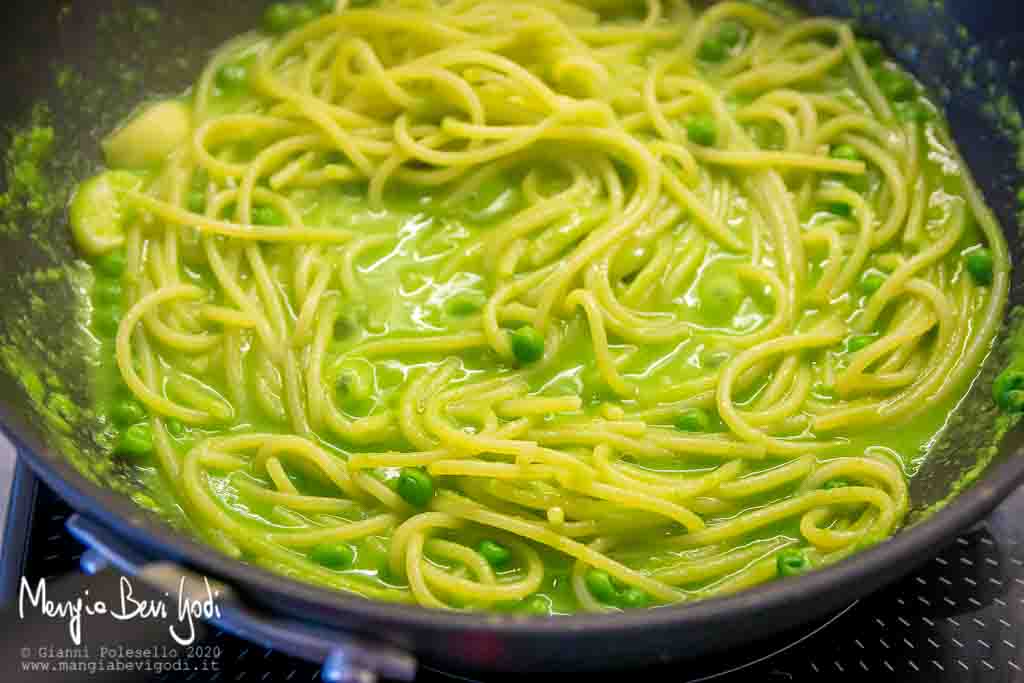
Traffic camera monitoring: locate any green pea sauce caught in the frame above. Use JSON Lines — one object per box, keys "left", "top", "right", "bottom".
{"left": 64, "top": 3, "right": 1009, "bottom": 614}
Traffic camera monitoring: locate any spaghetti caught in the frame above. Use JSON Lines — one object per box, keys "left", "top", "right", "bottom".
{"left": 72, "top": 0, "right": 1009, "bottom": 613}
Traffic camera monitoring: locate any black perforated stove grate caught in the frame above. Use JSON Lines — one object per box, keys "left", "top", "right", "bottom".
{"left": 6, "top": 464, "right": 1024, "bottom": 682}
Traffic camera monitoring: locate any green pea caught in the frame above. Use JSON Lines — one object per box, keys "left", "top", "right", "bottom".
{"left": 373, "top": 558, "right": 397, "bottom": 585}
{"left": 253, "top": 205, "right": 286, "bottom": 226}
{"left": 94, "top": 306, "right": 123, "bottom": 337}
{"left": 510, "top": 325, "right": 545, "bottom": 364}
{"left": 94, "top": 279, "right": 123, "bottom": 305}
{"left": 617, "top": 587, "right": 648, "bottom": 609}
{"left": 686, "top": 115, "right": 717, "bottom": 147}
{"left": 860, "top": 273, "right": 885, "bottom": 295}
{"left": 524, "top": 595, "right": 550, "bottom": 616}
{"left": 993, "top": 368, "right": 1024, "bottom": 413}
{"left": 718, "top": 22, "right": 744, "bottom": 47}
{"left": 698, "top": 37, "right": 728, "bottom": 62}
{"left": 847, "top": 335, "right": 873, "bottom": 353}
{"left": 216, "top": 63, "right": 250, "bottom": 92}
{"left": 893, "top": 100, "right": 930, "bottom": 124}
{"left": 874, "top": 67, "right": 915, "bottom": 101}
{"left": 776, "top": 548, "right": 810, "bottom": 578}
{"left": 329, "top": 316, "right": 355, "bottom": 342}
{"left": 264, "top": 3, "right": 298, "bottom": 33}
{"left": 675, "top": 407, "right": 710, "bottom": 433}
{"left": 965, "top": 247, "right": 994, "bottom": 286}
{"left": 585, "top": 569, "right": 618, "bottom": 604}
{"left": 164, "top": 418, "right": 186, "bottom": 438}
{"left": 1002, "top": 390, "right": 1024, "bottom": 415}
{"left": 478, "top": 540, "right": 512, "bottom": 568}
{"left": 446, "top": 291, "right": 487, "bottom": 317}
{"left": 823, "top": 478, "right": 851, "bottom": 490}
{"left": 310, "top": 543, "right": 355, "bottom": 569}
{"left": 856, "top": 39, "right": 884, "bottom": 65}
{"left": 118, "top": 423, "right": 154, "bottom": 456}
{"left": 187, "top": 190, "right": 206, "bottom": 214}
{"left": 396, "top": 467, "right": 434, "bottom": 507}
{"left": 1017, "top": 187, "right": 1024, "bottom": 207}
{"left": 111, "top": 398, "right": 147, "bottom": 425}
{"left": 826, "top": 202, "right": 852, "bottom": 218}
{"left": 335, "top": 359, "right": 374, "bottom": 411}
{"left": 699, "top": 273, "right": 744, "bottom": 323}
{"left": 96, "top": 250, "right": 126, "bottom": 277}
{"left": 830, "top": 144, "right": 860, "bottom": 162}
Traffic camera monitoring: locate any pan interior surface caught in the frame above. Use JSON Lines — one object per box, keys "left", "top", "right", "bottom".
{"left": 0, "top": 0, "right": 1023, "bottom": 670}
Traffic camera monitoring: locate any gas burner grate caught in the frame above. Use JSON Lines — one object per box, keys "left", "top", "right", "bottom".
{"left": 7, "top": 470, "right": 1024, "bottom": 682}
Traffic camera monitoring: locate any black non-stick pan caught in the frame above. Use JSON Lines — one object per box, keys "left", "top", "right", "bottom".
{"left": 1, "top": 0, "right": 1023, "bottom": 679}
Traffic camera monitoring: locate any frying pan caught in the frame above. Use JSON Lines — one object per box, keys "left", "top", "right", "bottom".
{"left": 1, "top": 0, "right": 1023, "bottom": 679}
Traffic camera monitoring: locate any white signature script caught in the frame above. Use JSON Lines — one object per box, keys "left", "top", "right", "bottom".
{"left": 19, "top": 575, "right": 222, "bottom": 646}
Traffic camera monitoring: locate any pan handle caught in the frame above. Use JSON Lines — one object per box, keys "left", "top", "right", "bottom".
{"left": 67, "top": 514, "right": 417, "bottom": 683}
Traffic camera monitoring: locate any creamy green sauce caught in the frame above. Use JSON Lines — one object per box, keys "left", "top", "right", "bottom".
{"left": 78, "top": 66, "right": 991, "bottom": 611}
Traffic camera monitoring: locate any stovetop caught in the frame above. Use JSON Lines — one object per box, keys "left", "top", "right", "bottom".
{"left": 3, "top": 453, "right": 1024, "bottom": 682}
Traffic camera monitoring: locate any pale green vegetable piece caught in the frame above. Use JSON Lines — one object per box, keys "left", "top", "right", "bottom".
{"left": 69, "top": 171, "right": 144, "bottom": 256}
{"left": 699, "top": 272, "right": 745, "bottom": 323}
{"left": 102, "top": 100, "right": 191, "bottom": 169}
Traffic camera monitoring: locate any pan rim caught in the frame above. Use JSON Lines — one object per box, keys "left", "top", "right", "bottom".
{"left": 0, "top": 0, "right": 1023, "bottom": 669}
